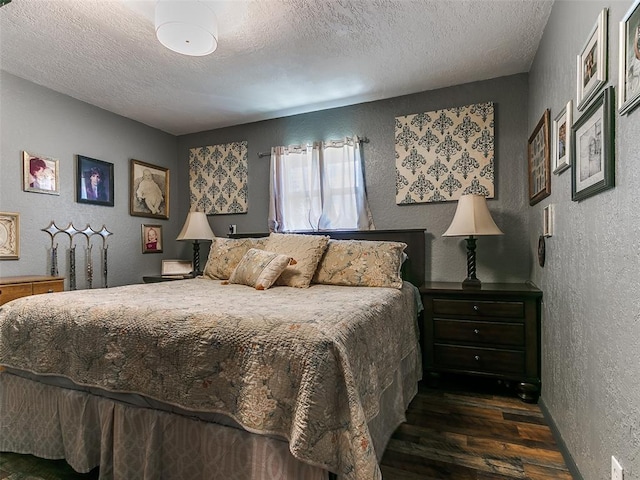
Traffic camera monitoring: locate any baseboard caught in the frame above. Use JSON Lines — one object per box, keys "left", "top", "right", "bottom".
{"left": 538, "top": 398, "right": 584, "bottom": 480}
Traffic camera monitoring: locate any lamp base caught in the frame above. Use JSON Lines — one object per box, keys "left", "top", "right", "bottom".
{"left": 462, "top": 277, "right": 482, "bottom": 289}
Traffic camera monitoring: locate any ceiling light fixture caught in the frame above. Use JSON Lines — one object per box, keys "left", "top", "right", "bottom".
{"left": 155, "top": 0, "right": 218, "bottom": 56}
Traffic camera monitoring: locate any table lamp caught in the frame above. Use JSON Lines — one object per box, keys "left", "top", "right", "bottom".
{"left": 176, "top": 211, "right": 215, "bottom": 276}
{"left": 442, "top": 194, "right": 503, "bottom": 289}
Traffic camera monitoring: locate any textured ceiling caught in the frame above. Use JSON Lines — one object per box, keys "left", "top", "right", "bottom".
{"left": 0, "top": 0, "right": 553, "bottom": 136}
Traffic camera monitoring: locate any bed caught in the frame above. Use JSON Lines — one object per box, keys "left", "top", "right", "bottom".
{"left": 0, "top": 229, "right": 425, "bottom": 480}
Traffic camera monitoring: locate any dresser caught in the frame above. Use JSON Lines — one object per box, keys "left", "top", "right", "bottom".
{"left": 0, "top": 275, "right": 65, "bottom": 305}
{"left": 420, "top": 282, "right": 543, "bottom": 402}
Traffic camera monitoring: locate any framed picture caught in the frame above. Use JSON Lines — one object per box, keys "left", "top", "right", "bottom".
{"left": 130, "top": 159, "right": 169, "bottom": 219}
{"left": 571, "top": 86, "right": 615, "bottom": 202}
{"left": 22, "top": 151, "right": 60, "bottom": 195}
{"left": 618, "top": 0, "right": 640, "bottom": 114}
{"left": 162, "top": 259, "right": 193, "bottom": 278}
{"left": 142, "top": 224, "right": 163, "bottom": 253}
{"left": 0, "top": 212, "right": 19, "bottom": 260}
{"left": 577, "top": 8, "right": 608, "bottom": 111}
{"left": 528, "top": 109, "right": 551, "bottom": 206}
{"left": 76, "top": 155, "right": 114, "bottom": 206}
{"left": 552, "top": 101, "right": 572, "bottom": 174}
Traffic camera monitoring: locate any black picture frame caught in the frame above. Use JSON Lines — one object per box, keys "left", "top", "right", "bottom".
{"left": 571, "top": 86, "right": 615, "bottom": 202}
{"left": 76, "top": 155, "right": 115, "bottom": 206}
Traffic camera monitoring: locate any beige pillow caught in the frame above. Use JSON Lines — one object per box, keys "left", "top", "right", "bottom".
{"left": 228, "top": 249, "right": 295, "bottom": 290}
{"left": 203, "top": 238, "right": 255, "bottom": 280}
{"left": 312, "top": 239, "right": 407, "bottom": 288}
{"left": 263, "top": 233, "right": 330, "bottom": 288}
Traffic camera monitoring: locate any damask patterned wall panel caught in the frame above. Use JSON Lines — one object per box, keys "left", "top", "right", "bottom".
{"left": 395, "top": 102, "right": 495, "bottom": 204}
{"left": 189, "top": 142, "right": 248, "bottom": 214}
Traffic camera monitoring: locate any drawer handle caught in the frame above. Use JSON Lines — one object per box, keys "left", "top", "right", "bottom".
{"left": 473, "top": 305, "right": 479, "bottom": 311}
{"left": 474, "top": 355, "right": 480, "bottom": 361}
{"left": 473, "top": 329, "right": 480, "bottom": 334}
{"left": 47, "top": 289, "right": 54, "bottom": 293}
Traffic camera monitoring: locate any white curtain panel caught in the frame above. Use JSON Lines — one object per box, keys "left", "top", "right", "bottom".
{"left": 268, "top": 137, "right": 373, "bottom": 232}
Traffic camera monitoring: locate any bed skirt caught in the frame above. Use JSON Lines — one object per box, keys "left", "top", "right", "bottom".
{"left": 0, "top": 352, "right": 420, "bottom": 480}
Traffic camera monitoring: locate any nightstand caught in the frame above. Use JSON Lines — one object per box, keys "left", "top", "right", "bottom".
{"left": 420, "top": 282, "right": 543, "bottom": 402}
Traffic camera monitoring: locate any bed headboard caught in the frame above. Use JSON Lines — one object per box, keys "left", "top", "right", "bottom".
{"left": 230, "top": 229, "right": 426, "bottom": 287}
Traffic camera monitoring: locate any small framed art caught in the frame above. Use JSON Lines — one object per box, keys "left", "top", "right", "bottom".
{"left": 552, "top": 101, "right": 572, "bottom": 174}
{"left": 130, "top": 159, "right": 169, "bottom": 219}
{"left": 618, "top": 0, "right": 640, "bottom": 114}
{"left": 0, "top": 212, "right": 19, "bottom": 260}
{"left": 577, "top": 8, "right": 608, "bottom": 111}
{"left": 23, "top": 151, "right": 59, "bottom": 195}
{"left": 77, "top": 155, "right": 114, "bottom": 206}
{"left": 528, "top": 109, "right": 551, "bottom": 206}
{"left": 571, "top": 86, "right": 615, "bottom": 202}
{"left": 142, "top": 224, "right": 163, "bottom": 253}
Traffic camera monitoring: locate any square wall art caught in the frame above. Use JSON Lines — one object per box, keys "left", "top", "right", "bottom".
{"left": 395, "top": 102, "right": 495, "bottom": 204}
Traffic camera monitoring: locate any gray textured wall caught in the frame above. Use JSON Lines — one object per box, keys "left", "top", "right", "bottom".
{"left": 0, "top": 72, "right": 185, "bottom": 287}
{"left": 178, "top": 74, "right": 531, "bottom": 283}
{"left": 529, "top": 1, "right": 640, "bottom": 479}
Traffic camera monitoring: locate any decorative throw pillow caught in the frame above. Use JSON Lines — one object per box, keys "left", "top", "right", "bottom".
{"left": 263, "top": 233, "right": 330, "bottom": 288}
{"left": 227, "top": 249, "right": 296, "bottom": 290}
{"left": 203, "top": 238, "right": 255, "bottom": 280}
{"left": 312, "top": 239, "right": 407, "bottom": 288}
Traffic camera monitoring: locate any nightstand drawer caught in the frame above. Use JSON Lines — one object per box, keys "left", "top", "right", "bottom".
{"left": 434, "top": 344, "right": 525, "bottom": 375}
{"left": 434, "top": 319, "right": 524, "bottom": 346}
{"left": 432, "top": 299, "right": 524, "bottom": 318}
{"left": 32, "top": 280, "right": 64, "bottom": 295}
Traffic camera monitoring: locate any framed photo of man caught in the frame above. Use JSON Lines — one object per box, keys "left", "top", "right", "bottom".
{"left": 76, "top": 155, "right": 115, "bottom": 207}
{"left": 130, "top": 159, "right": 169, "bottom": 219}
{"left": 23, "top": 151, "right": 60, "bottom": 195}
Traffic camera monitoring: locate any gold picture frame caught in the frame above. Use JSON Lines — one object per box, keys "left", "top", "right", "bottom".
{"left": 130, "top": 159, "right": 169, "bottom": 219}
{"left": 0, "top": 212, "right": 20, "bottom": 260}
{"left": 528, "top": 109, "right": 551, "bottom": 206}
{"left": 23, "top": 151, "right": 60, "bottom": 195}
{"left": 552, "top": 100, "right": 572, "bottom": 174}
{"left": 142, "top": 224, "right": 163, "bottom": 254}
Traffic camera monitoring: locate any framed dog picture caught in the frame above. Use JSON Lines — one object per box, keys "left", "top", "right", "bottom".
{"left": 130, "top": 159, "right": 169, "bottom": 219}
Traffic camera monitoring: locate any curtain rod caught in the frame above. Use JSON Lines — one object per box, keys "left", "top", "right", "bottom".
{"left": 256, "top": 137, "right": 369, "bottom": 158}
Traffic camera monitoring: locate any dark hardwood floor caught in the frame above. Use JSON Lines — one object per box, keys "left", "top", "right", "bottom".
{"left": 380, "top": 377, "right": 573, "bottom": 479}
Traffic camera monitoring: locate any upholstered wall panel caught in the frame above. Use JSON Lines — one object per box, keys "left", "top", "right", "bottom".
{"left": 189, "top": 142, "right": 248, "bottom": 214}
{"left": 395, "top": 102, "right": 494, "bottom": 204}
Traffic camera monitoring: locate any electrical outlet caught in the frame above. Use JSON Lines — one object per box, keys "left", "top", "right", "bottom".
{"left": 612, "top": 456, "right": 624, "bottom": 480}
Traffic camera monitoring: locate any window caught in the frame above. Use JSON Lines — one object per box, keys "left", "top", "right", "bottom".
{"left": 268, "top": 137, "right": 373, "bottom": 232}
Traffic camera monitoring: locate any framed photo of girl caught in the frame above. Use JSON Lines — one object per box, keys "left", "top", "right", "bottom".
{"left": 130, "top": 159, "right": 169, "bottom": 220}
{"left": 618, "top": 0, "right": 640, "bottom": 114}
{"left": 571, "top": 86, "right": 615, "bottom": 202}
{"left": 142, "top": 224, "right": 163, "bottom": 253}
{"left": 23, "top": 151, "right": 59, "bottom": 195}
{"left": 76, "top": 155, "right": 115, "bottom": 206}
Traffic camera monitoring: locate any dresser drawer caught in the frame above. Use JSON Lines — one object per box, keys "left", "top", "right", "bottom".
{"left": 434, "top": 344, "right": 525, "bottom": 375}
{"left": 0, "top": 284, "right": 33, "bottom": 305}
{"left": 32, "top": 280, "right": 64, "bottom": 295}
{"left": 433, "top": 319, "right": 524, "bottom": 346}
{"left": 432, "top": 298, "right": 524, "bottom": 319}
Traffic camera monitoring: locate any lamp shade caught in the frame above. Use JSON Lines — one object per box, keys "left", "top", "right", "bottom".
{"left": 176, "top": 211, "right": 215, "bottom": 241}
{"left": 155, "top": 0, "right": 218, "bottom": 56}
{"left": 442, "top": 194, "right": 503, "bottom": 237}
